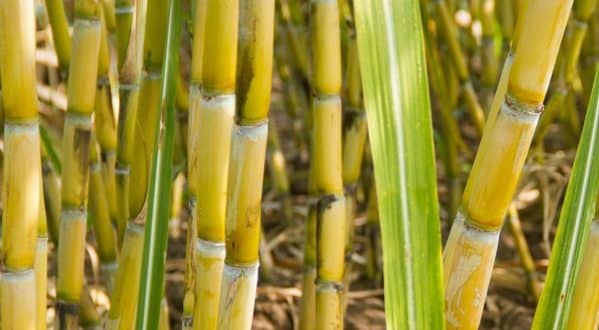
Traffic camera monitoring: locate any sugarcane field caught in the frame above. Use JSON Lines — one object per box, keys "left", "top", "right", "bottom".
{"left": 2, "top": 0, "right": 599, "bottom": 329}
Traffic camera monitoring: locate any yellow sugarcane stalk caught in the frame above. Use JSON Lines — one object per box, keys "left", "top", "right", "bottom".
{"left": 217, "top": 0, "right": 275, "bottom": 327}
{"left": 55, "top": 2, "right": 102, "bottom": 326}
{"left": 182, "top": 199, "right": 196, "bottom": 330}
{"left": 35, "top": 180, "right": 49, "bottom": 330}
{"left": 300, "top": 1, "right": 346, "bottom": 329}
{"left": 0, "top": 0, "right": 43, "bottom": 328}
{"left": 94, "top": 5, "right": 119, "bottom": 229}
{"left": 340, "top": 37, "right": 366, "bottom": 311}
{"left": 106, "top": 223, "right": 144, "bottom": 330}
{"left": 443, "top": 1, "right": 573, "bottom": 329}
{"left": 89, "top": 135, "right": 118, "bottom": 292}
{"left": 188, "top": 0, "right": 238, "bottom": 328}
{"left": 114, "top": 0, "right": 142, "bottom": 244}
{"left": 45, "top": 0, "right": 72, "bottom": 73}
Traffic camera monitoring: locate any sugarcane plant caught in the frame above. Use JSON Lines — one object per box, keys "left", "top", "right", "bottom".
{"left": 55, "top": 0, "right": 102, "bottom": 327}
{"left": 188, "top": 0, "right": 238, "bottom": 328}
{"left": 108, "top": 0, "right": 169, "bottom": 326}
{"left": 443, "top": 1, "right": 573, "bottom": 328}
{"left": 0, "top": 0, "right": 43, "bottom": 328}
{"left": 8, "top": 0, "right": 599, "bottom": 329}
{"left": 217, "top": 0, "right": 275, "bottom": 328}
{"left": 299, "top": 0, "right": 347, "bottom": 328}
{"left": 532, "top": 64, "right": 599, "bottom": 329}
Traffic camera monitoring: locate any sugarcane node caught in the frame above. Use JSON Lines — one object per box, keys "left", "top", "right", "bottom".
{"left": 505, "top": 93, "right": 544, "bottom": 115}
{"left": 75, "top": 0, "right": 100, "bottom": 20}
{"left": 316, "top": 194, "right": 339, "bottom": 213}
{"left": 115, "top": 165, "right": 130, "bottom": 175}
{"left": 100, "top": 149, "right": 113, "bottom": 163}
{"left": 315, "top": 279, "right": 343, "bottom": 292}
{"left": 74, "top": 128, "right": 92, "bottom": 169}
{"left": 344, "top": 183, "right": 358, "bottom": 195}
{"left": 57, "top": 311, "right": 80, "bottom": 330}
{"left": 97, "top": 75, "right": 110, "bottom": 88}
{"left": 341, "top": 109, "right": 363, "bottom": 132}
{"left": 42, "top": 161, "right": 53, "bottom": 175}
{"left": 456, "top": 209, "right": 503, "bottom": 233}
{"left": 236, "top": 116, "right": 268, "bottom": 126}
{"left": 56, "top": 300, "right": 80, "bottom": 317}
{"left": 187, "top": 195, "right": 196, "bottom": 212}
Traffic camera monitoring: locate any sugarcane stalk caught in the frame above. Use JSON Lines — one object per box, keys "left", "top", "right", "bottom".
{"left": 114, "top": 0, "right": 142, "bottom": 244}
{"left": 315, "top": 195, "right": 346, "bottom": 329}
{"left": 496, "top": 0, "right": 515, "bottom": 46}
{"left": 187, "top": 0, "right": 238, "bottom": 328}
{"left": 301, "top": 1, "right": 346, "bottom": 329}
{"left": 94, "top": 5, "right": 119, "bottom": 228}
{"left": 216, "top": 0, "right": 275, "bottom": 328}
{"left": 2, "top": 0, "right": 57, "bottom": 328}
{"left": 443, "top": 1, "right": 573, "bottom": 329}
{"left": 159, "top": 298, "right": 171, "bottom": 330}
{"left": 42, "top": 141, "right": 62, "bottom": 246}
{"left": 535, "top": 0, "right": 597, "bottom": 145}
{"left": 55, "top": 2, "right": 102, "bottom": 326}
{"left": 108, "top": 0, "right": 164, "bottom": 326}
{"left": 299, "top": 205, "right": 318, "bottom": 330}
{"left": 79, "top": 288, "right": 101, "bottom": 329}
{"left": 480, "top": 0, "right": 498, "bottom": 90}
{"left": 36, "top": 180, "right": 49, "bottom": 330}
{"left": 182, "top": 200, "right": 196, "bottom": 329}
{"left": 89, "top": 135, "right": 118, "bottom": 292}
{"left": 106, "top": 222, "right": 144, "bottom": 329}
{"left": 567, "top": 219, "right": 599, "bottom": 328}
{"left": 340, "top": 36, "right": 366, "bottom": 312}
{"left": 45, "top": 0, "right": 72, "bottom": 74}
{"left": 580, "top": 9, "right": 599, "bottom": 104}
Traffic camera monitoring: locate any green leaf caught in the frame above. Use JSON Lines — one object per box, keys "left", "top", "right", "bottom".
{"left": 353, "top": 0, "right": 445, "bottom": 328}
{"left": 532, "top": 66, "right": 599, "bottom": 329}
{"left": 40, "top": 123, "right": 62, "bottom": 174}
{"left": 134, "top": 0, "right": 181, "bottom": 328}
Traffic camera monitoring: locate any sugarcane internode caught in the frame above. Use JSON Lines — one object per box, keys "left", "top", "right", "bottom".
{"left": 314, "top": 194, "right": 346, "bottom": 329}
{"left": 217, "top": 263, "right": 260, "bottom": 329}
{"left": 444, "top": 212, "right": 500, "bottom": 329}
{"left": 107, "top": 221, "right": 144, "bottom": 329}
{"left": 218, "top": 121, "right": 269, "bottom": 328}
{"left": 193, "top": 237, "right": 226, "bottom": 328}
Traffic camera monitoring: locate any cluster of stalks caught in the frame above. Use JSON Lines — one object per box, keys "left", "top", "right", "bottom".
{"left": 3, "top": 0, "right": 599, "bottom": 329}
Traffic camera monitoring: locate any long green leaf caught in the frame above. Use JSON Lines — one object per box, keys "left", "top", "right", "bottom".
{"left": 532, "top": 66, "right": 599, "bottom": 329}
{"left": 135, "top": 0, "right": 181, "bottom": 328}
{"left": 353, "top": 0, "right": 445, "bottom": 328}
